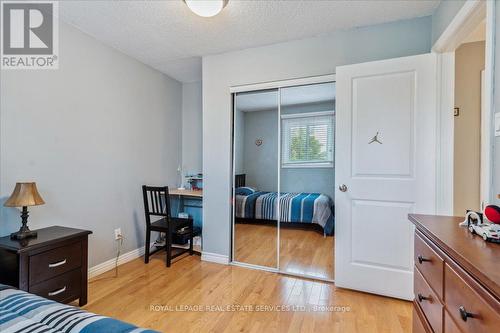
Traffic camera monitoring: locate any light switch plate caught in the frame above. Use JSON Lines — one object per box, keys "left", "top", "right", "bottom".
{"left": 496, "top": 113, "right": 500, "bottom": 136}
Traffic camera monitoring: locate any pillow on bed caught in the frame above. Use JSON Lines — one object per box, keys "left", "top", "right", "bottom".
{"left": 235, "top": 187, "right": 256, "bottom": 196}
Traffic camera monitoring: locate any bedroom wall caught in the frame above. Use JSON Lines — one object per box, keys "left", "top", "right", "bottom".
{"left": 453, "top": 41, "right": 485, "bottom": 215}
{"left": 202, "top": 16, "right": 433, "bottom": 258}
{"left": 431, "top": 0, "right": 466, "bottom": 45}
{"left": 0, "top": 21, "right": 182, "bottom": 267}
{"left": 243, "top": 110, "right": 278, "bottom": 192}
{"left": 182, "top": 81, "right": 203, "bottom": 176}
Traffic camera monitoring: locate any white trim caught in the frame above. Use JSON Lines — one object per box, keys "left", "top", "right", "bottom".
{"left": 280, "top": 111, "right": 335, "bottom": 119}
{"left": 229, "top": 74, "right": 336, "bottom": 93}
{"left": 435, "top": 52, "right": 455, "bottom": 215}
{"left": 482, "top": 0, "right": 495, "bottom": 205}
{"left": 277, "top": 87, "right": 281, "bottom": 271}
{"left": 432, "top": 0, "right": 486, "bottom": 53}
{"left": 88, "top": 244, "right": 151, "bottom": 279}
{"left": 201, "top": 251, "right": 230, "bottom": 265}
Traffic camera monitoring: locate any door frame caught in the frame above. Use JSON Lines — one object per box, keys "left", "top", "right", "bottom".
{"left": 433, "top": 0, "right": 495, "bottom": 214}
{"left": 229, "top": 74, "right": 336, "bottom": 283}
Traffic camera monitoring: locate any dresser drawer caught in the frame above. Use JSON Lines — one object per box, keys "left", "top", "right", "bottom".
{"left": 444, "top": 310, "right": 462, "bottom": 333}
{"left": 29, "top": 241, "right": 82, "bottom": 286}
{"left": 30, "top": 269, "right": 81, "bottom": 303}
{"left": 414, "top": 267, "right": 443, "bottom": 333}
{"left": 414, "top": 233, "right": 443, "bottom": 299}
{"left": 444, "top": 263, "right": 500, "bottom": 333}
{"left": 413, "top": 305, "right": 432, "bottom": 333}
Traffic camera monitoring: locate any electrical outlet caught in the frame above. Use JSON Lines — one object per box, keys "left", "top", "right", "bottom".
{"left": 114, "top": 228, "right": 122, "bottom": 240}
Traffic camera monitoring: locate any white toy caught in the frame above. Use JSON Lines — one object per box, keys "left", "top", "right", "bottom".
{"left": 462, "top": 210, "right": 500, "bottom": 243}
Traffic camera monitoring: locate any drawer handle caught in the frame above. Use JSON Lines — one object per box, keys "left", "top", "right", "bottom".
{"left": 48, "top": 286, "right": 66, "bottom": 296}
{"left": 417, "top": 293, "right": 430, "bottom": 303}
{"left": 417, "top": 255, "right": 431, "bottom": 264}
{"left": 459, "top": 306, "right": 475, "bottom": 322}
{"left": 48, "top": 259, "right": 67, "bottom": 268}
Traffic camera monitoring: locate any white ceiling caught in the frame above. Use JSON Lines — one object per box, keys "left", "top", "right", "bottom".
{"left": 235, "top": 82, "right": 335, "bottom": 112}
{"left": 59, "top": 0, "right": 440, "bottom": 83}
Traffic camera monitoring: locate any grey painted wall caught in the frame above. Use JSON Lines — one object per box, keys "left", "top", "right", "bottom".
{"left": 234, "top": 108, "right": 246, "bottom": 175}
{"left": 0, "top": 21, "right": 182, "bottom": 267}
{"left": 182, "top": 81, "right": 203, "bottom": 176}
{"left": 242, "top": 110, "right": 278, "bottom": 192}
{"left": 202, "top": 16, "right": 433, "bottom": 257}
{"left": 431, "top": 0, "right": 466, "bottom": 45}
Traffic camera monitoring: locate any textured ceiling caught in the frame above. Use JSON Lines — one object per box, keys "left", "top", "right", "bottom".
{"left": 59, "top": 0, "right": 440, "bottom": 83}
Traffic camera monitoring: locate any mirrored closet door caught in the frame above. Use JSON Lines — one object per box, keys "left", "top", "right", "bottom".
{"left": 233, "top": 89, "right": 279, "bottom": 269}
{"left": 232, "top": 80, "right": 335, "bottom": 281}
{"left": 279, "top": 83, "right": 335, "bottom": 280}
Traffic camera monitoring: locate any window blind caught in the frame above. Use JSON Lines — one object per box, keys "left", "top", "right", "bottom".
{"left": 281, "top": 113, "right": 334, "bottom": 167}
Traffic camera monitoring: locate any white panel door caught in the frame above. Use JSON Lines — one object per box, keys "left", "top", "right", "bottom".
{"left": 335, "top": 54, "right": 437, "bottom": 300}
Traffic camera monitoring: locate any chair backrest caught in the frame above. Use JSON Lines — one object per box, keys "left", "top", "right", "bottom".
{"left": 142, "top": 185, "right": 170, "bottom": 226}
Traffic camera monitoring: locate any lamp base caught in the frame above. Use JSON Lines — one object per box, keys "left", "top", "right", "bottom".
{"left": 11, "top": 229, "right": 37, "bottom": 240}
{"left": 11, "top": 206, "right": 37, "bottom": 240}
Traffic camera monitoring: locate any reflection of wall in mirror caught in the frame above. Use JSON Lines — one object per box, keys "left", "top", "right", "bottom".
{"left": 238, "top": 101, "right": 335, "bottom": 199}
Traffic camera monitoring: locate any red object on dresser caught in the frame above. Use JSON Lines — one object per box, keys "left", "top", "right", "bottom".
{"left": 484, "top": 205, "right": 500, "bottom": 224}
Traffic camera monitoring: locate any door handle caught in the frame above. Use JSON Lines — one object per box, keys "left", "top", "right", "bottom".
{"left": 339, "top": 184, "right": 348, "bottom": 192}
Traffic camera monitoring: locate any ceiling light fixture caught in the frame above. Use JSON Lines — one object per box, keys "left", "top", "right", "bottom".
{"left": 184, "top": 0, "right": 228, "bottom": 18}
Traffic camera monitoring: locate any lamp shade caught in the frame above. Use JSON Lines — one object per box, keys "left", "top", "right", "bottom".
{"left": 4, "top": 182, "right": 45, "bottom": 207}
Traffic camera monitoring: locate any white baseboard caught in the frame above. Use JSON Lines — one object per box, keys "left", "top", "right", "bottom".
{"left": 88, "top": 241, "right": 204, "bottom": 278}
{"left": 201, "top": 251, "right": 229, "bottom": 265}
{"left": 88, "top": 244, "right": 148, "bottom": 279}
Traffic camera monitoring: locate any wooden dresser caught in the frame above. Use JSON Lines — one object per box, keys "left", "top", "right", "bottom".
{"left": 408, "top": 214, "right": 500, "bottom": 333}
{"left": 0, "top": 226, "right": 92, "bottom": 306}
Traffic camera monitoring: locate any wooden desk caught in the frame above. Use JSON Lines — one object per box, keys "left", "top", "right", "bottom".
{"left": 168, "top": 189, "right": 203, "bottom": 255}
{"left": 169, "top": 189, "right": 203, "bottom": 198}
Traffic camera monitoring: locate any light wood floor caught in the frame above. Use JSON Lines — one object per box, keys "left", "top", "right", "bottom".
{"left": 84, "top": 253, "right": 412, "bottom": 333}
{"left": 234, "top": 224, "right": 334, "bottom": 280}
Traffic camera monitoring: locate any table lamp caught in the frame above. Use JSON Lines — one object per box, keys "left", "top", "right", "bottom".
{"left": 4, "top": 182, "right": 45, "bottom": 240}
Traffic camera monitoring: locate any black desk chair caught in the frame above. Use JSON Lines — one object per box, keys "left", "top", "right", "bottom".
{"left": 142, "top": 185, "right": 194, "bottom": 267}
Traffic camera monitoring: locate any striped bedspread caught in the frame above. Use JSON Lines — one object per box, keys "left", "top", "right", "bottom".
{"left": 0, "top": 286, "right": 158, "bottom": 333}
{"left": 235, "top": 191, "right": 334, "bottom": 235}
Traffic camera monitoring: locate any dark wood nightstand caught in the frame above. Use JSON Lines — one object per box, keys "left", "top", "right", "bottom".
{"left": 0, "top": 226, "right": 92, "bottom": 306}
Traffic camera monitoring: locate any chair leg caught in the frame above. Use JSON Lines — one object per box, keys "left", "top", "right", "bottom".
{"left": 189, "top": 232, "right": 194, "bottom": 256}
{"left": 189, "top": 220, "right": 194, "bottom": 255}
{"left": 166, "top": 229, "right": 172, "bottom": 267}
{"left": 145, "top": 228, "right": 151, "bottom": 264}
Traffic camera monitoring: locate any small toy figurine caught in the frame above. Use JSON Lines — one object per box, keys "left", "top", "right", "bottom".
{"left": 462, "top": 206, "right": 500, "bottom": 243}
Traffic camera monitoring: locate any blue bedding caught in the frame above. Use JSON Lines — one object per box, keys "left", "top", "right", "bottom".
{"left": 0, "top": 286, "right": 158, "bottom": 333}
{"left": 235, "top": 190, "right": 334, "bottom": 235}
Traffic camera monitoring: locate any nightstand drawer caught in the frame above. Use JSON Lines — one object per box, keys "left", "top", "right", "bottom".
{"left": 30, "top": 269, "right": 81, "bottom": 303}
{"left": 414, "top": 232, "right": 443, "bottom": 299}
{"left": 29, "top": 241, "right": 82, "bottom": 286}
